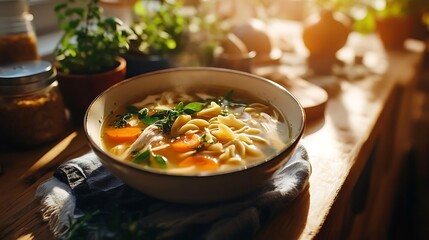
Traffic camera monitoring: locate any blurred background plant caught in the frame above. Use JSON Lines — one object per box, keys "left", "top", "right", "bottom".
{"left": 130, "top": 0, "right": 188, "bottom": 57}
{"left": 313, "top": 0, "right": 429, "bottom": 34}
{"left": 180, "top": 0, "right": 229, "bottom": 66}
{"left": 121, "top": 0, "right": 228, "bottom": 76}
{"left": 54, "top": 0, "right": 133, "bottom": 74}
{"left": 375, "top": 0, "right": 428, "bottom": 17}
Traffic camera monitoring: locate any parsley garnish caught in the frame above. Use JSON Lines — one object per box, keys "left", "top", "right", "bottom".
{"left": 194, "top": 133, "right": 216, "bottom": 152}
{"left": 133, "top": 150, "right": 151, "bottom": 165}
{"left": 111, "top": 106, "right": 140, "bottom": 128}
{"left": 138, "top": 108, "right": 159, "bottom": 126}
{"left": 153, "top": 155, "right": 167, "bottom": 169}
{"left": 136, "top": 101, "right": 206, "bottom": 134}
{"left": 221, "top": 109, "right": 229, "bottom": 116}
{"left": 133, "top": 150, "right": 167, "bottom": 169}
{"left": 111, "top": 112, "right": 132, "bottom": 128}
{"left": 152, "top": 108, "right": 181, "bottom": 133}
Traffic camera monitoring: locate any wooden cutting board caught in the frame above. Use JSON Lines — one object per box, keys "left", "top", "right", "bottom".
{"left": 253, "top": 68, "right": 328, "bottom": 121}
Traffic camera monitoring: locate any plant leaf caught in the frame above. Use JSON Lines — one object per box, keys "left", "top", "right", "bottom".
{"left": 133, "top": 150, "right": 151, "bottom": 164}
{"left": 54, "top": 3, "right": 68, "bottom": 13}
{"left": 154, "top": 155, "right": 167, "bottom": 168}
{"left": 183, "top": 102, "right": 205, "bottom": 114}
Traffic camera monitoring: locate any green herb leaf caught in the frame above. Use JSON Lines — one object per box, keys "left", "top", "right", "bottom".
{"left": 134, "top": 101, "right": 203, "bottom": 133}
{"left": 201, "top": 133, "right": 208, "bottom": 143}
{"left": 183, "top": 102, "right": 205, "bottom": 114}
{"left": 138, "top": 108, "right": 149, "bottom": 117}
{"left": 112, "top": 112, "right": 132, "bottom": 128}
{"left": 133, "top": 150, "right": 151, "bottom": 165}
{"left": 176, "top": 102, "right": 184, "bottom": 111}
{"left": 139, "top": 108, "right": 160, "bottom": 126}
{"left": 221, "top": 109, "right": 229, "bottom": 116}
{"left": 54, "top": 3, "right": 68, "bottom": 13}
{"left": 148, "top": 108, "right": 180, "bottom": 133}
{"left": 154, "top": 155, "right": 167, "bottom": 169}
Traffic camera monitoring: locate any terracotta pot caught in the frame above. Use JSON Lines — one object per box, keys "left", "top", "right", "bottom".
{"left": 376, "top": 15, "right": 419, "bottom": 50}
{"left": 57, "top": 57, "right": 126, "bottom": 124}
{"left": 302, "top": 9, "right": 351, "bottom": 59}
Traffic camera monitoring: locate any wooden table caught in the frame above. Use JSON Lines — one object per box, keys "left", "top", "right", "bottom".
{"left": 0, "top": 30, "right": 425, "bottom": 239}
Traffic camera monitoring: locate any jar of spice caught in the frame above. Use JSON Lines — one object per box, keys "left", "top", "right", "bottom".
{"left": 0, "top": 0, "right": 39, "bottom": 64}
{"left": 0, "top": 61, "right": 68, "bottom": 147}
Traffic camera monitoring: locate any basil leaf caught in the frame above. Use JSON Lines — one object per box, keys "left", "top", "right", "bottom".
{"left": 141, "top": 115, "right": 159, "bottom": 126}
{"left": 183, "top": 102, "right": 205, "bottom": 114}
{"left": 133, "top": 150, "right": 151, "bottom": 164}
{"left": 154, "top": 155, "right": 167, "bottom": 169}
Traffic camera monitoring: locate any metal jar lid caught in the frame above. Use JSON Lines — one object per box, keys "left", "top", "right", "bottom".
{"left": 0, "top": 60, "right": 57, "bottom": 95}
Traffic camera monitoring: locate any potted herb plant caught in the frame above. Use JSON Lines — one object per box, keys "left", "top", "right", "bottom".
{"left": 124, "top": 0, "right": 188, "bottom": 78}
{"left": 54, "top": 0, "right": 133, "bottom": 123}
{"left": 374, "top": 0, "right": 429, "bottom": 49}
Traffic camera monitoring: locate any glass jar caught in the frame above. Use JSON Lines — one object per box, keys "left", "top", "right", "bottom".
{"left": 0, "top": 60, "right": 68, "bottom": 147}
{"left": 0, "top": 0, "right": 39, "bottom": 64}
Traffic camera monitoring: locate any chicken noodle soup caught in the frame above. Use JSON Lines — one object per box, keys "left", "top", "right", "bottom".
{"left": 102, "top": 90, "right": 291, "bottom": 175}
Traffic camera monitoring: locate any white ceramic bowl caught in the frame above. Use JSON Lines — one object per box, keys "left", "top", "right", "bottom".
{"left": 84, "top": 67, "right": 305, "bottom": 204}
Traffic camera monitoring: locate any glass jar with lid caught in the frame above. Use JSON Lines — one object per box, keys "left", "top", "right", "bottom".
{"left": 0, "top": 0, "right": 39, "bottom": 64}
{"left": 0, "top": 60, "right": 68, "bottom": 147}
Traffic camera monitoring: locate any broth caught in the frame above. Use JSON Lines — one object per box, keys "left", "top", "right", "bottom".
{"left": 101, "top": 89, "right": 291, "bottom": 175}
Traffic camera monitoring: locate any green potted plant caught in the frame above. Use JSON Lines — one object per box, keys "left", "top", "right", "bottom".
{"left": 54, "top": 0, "right": 133, "bottom": 123}
{"left": 124, "top": 0, "right": 188, "bottom": 78}
{"left": 373, "top": 0, "right": 429, "bottom": 49}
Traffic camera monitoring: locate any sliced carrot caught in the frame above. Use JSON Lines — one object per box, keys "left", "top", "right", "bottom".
{"left": 104, "top": 127, "right": 142, "bottom": 142}
{"left": 171, "top": 134, "right": 200, "bottom": 153}
{"left": 179, "top": 156, "right": 219, "bottom": 171}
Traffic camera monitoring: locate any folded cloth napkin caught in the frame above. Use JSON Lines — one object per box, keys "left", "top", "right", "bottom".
{"left": 36, "top": 144, "right": 311, "bottom": 240}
